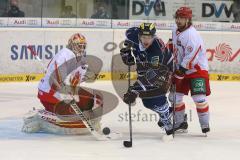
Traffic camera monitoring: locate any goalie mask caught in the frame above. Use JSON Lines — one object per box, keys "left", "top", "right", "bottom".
{"left": 68, "top": 33, "right": 87, "bottom": 58}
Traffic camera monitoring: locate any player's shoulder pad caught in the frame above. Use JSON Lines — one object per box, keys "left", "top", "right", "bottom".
{"left": 181, "top": 26, "right": 199, "bottom": 43}
{"left": 156, "top": 37, "right": 165, "bottom": 48}
{"left": 182, "top": 25, "right": 195, "bottom": 36}
{"left": 153, "top": 37, "right": 165, "bottom": 52}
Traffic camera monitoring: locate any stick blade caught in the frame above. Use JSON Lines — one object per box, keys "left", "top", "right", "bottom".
{"left": 123, "top": 141, "right": 132, "bottom": 148}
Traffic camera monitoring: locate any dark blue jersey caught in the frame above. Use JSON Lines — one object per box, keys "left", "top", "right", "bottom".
{"left": 124, "top": 27, "right": 173, "bottom": 108}
{"left": 125, "top": 27, "right": 173, "bottom": 74}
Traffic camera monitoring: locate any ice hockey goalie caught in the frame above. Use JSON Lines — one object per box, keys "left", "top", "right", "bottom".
{"left": 22, "top": 33, "right": 103, "bottom": 135}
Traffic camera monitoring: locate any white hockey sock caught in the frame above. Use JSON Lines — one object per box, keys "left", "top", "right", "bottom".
{"left": 174, "top": 103, "right": 186, "bottom": 128}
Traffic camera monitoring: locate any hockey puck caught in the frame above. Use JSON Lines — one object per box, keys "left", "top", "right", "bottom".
{"left": 102, "top": 127, "right": 110, "bottom": 135}
{"left": 123, "top": 141, "right": 132, "bottom": 148}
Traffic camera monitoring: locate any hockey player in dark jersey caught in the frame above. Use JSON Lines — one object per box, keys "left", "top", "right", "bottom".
{"left": 120, "top": 22, "right": 174, "bottom": 136}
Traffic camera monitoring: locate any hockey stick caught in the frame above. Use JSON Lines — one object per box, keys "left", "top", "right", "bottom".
{"left": 27, "top": 45, "right": 41, "bottom": 61}
{"left": 172, "top": 83, "right": 176, "bottom": 138}
{"left": 27, "top": 45, "right": 46, "bottom": 71}
{"left": 68, "top": 100, "right": 121, "bottom": 140}
{"left": 27, "top": 45, "right": 121, "bottom": 140}
{"left": 123, "top": 64, "right": 133, "bottom": 147}
{"left": 167, "top": 38, "right": 176, "bottom": 138}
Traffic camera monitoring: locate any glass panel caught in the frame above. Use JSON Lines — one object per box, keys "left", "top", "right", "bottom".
{"left": 77, "top": 0, "right": 111, "bottom": 19}
{"left": 0, "top": 0, "right": 41, "bottom": 17}
{"left": 77, "top": 0, "right": 93, "bottom": 18}
{"left": 60, "top": 0, "right": 77, "bottom": 18}
{"left": 42, "top": 0, "right": 65, "bottom": 18}
{"left": 0, "top": 0, "right": 238, "bottom": 22}
{"left": 232, "top": 0, "right": 240, "bottom": 22}
{"left": 21, "top": 0, "right": 42, "bottom": 17}
{"left": 111, "top": 0, "right": 129, "bottom": 19}
{"left": 90, "top": 0, "right": 112, "bottom": 19}
{"left": 0, "top": 0, "right": 8, "bottom": 17}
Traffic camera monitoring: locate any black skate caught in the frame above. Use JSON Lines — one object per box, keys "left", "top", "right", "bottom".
{"left": 157, "top": 120, "right": 164, "bottom": 129}
{"left": 165, "top": 128, "right": 174, "bottom": 135}
{"left": 174, "top": 114, "right": 188, "bottom": 133}
{"left": 201, "top": 125, "right": 210, "bottom": 134}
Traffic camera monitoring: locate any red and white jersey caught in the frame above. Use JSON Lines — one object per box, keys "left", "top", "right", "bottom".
{"left": 172, "top": 26, "right": 208, "bottom": 75}
{"left": 38, "top": 47, "right": 87, "bottom": 94}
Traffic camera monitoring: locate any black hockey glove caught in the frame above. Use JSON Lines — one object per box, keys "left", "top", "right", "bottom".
{"left": 120, "top": 41, "right": 135, "bottom": 66}
{"left": 120, "top": 48, "right": 135, "bottom": 66}
{"left": 123, "top": 89, "right": 138, "bottom": 104}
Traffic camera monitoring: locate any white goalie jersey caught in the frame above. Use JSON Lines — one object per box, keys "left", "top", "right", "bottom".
{"left": 38, "top": 47, "right": 87, "bottom": 95}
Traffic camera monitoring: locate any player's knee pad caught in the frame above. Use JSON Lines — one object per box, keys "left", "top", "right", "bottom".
{"left": 168, "top": 92, "right": 184, "bottom": 103}
{"left": 142, "top": 96, "right": 167, "bottom": 110}
{"left": 168, "top": 92, "right": 185, "bottom": 112}
{"left": 175, "top": 102, "right": 185, "bottom": 112}
{"left": 175, "top": 93, "right": 184, "bottom": 104}
{"left": 152, "top": 102, "right": 171, "bottom": 121}
{"left": 192, "top": 94, "right": 209, "bottom": 113}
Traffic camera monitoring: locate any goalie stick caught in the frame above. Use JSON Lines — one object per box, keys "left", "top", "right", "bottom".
{"left": 27, "top": 45, "right": 46, "bottom": 72}
{"left": 27, "top": 45, "right": 121, "bottom": 140}
{"left": 69, "top": 100, "right": 121, "bottom": 140}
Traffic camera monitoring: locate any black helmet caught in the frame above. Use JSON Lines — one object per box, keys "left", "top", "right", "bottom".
{"left": 139, "top": 23, "right": 156, "bottom": 36}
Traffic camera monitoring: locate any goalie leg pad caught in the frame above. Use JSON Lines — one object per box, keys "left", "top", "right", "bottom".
{"left": 40, "top": 120, "right": 89, "bottom": 135}
{"left": 22, "top": 109, "right": 102, "bottom": 135}
{"left": 22, "top": 109, "right": 41, "bottom": 133}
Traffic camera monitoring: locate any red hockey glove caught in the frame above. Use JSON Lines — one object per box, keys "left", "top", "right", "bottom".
{"left": 166, "top": 38, "right": 173, "bottom": 53}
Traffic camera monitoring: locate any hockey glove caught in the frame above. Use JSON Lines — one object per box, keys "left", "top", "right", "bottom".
{"left": 166, "top": 38, "right": 173, "bottom": 53}
{"left": 123, "top": 89, "right": 138, "bottom": 104}
{"left": 53, "top": 85, "right": 74, "bottom": 104}
{"left": 172, "top": 66, "right": 187, "bottom": 86}
{"left": 120, "top": 41, "right": 135, "bottom": 66}
{"left": 120, "top": 48, "right": 135, "bottom": 66}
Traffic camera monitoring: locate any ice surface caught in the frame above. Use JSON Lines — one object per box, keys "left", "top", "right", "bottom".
{"left": 0, "top": 81, "right": 240, "bottom": 160}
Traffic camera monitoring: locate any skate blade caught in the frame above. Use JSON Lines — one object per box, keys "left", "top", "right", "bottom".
{"left": 175, "top": 129, "right": 188, "bottom": 134}
{"left": 162, "top": 134, "right": 174, "bottom": 142}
